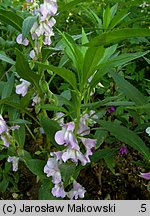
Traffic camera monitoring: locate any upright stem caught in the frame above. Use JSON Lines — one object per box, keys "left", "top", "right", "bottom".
{"left": 74, "top": 95, "right": 81, "bottom": 136}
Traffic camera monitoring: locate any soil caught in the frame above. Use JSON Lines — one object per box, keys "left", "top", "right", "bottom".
{"left": 80, "top": 153, "right": 150, "bottom": 200}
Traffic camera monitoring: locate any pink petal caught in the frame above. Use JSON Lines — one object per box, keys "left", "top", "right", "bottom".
{"left": 67, "top": 122, "right": 75, "bottom": 131}
{"left": 140, "top": 172, "right": 150, "bottom": 180}
{"left": 55, "top": 130, "right": 65, "bottom": 145}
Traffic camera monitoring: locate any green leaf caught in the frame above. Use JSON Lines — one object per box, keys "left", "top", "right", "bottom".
{"left": 0, "top": 175, "right": 9, "bottom": 192}
{"left": 15, "top": 49, "right": 41, "bottom": 91}
{"left": 100, "top": 120, "right": 150, "bottom": 161}
{"left": 105, "top": 101, "right": 135, "bottom": 107}
{"left": 22, "top": 16, "right": 37, "bottom": 41}
{"left": 36, "top": 62, "right": 77, "bottom": 90}
{"left": 83, "top": 46, "right": 105, "bottom": 84}
{"left": 95, "top": 129, "right": 108, "bottom": 149}
{"left": 86, "top": 28, "right": 150, "bottom": 47}
{"left": 25, "top": 159, "right": 47, "bottom": 179}
{"left": 9, "top": 119, "right": 32, "bottom": 125}
{"left": 109, "top": 10, "right": 129, "bottom": 29}
{"left": 0, "top": 9, "right": 23, "bottom": 31}
{"left": 81, "top": 28, "right": 89, "bottom": 56}
{"left": 127, "top": 104, "right": 150, "bottom": 111}
{"left": 0, "top": 154, "right": 7, "bottom": 160}
{"left": 65, "top": 40, "right": 83, "bottom": 74}
{"left": 110, "top": 3, "right": 118, "bottom": 19}
{"left": 0, "top": 53, "right": 15, "bottom": 65}
{"left": 2, "top": 74, "right": 14, "bottom": 99}
{"left": 144, "top": 57, "right": 150, "bottom": 64}
{"left": 89, "top": 51, "right": 149, "bottom": 91}
{"left": 82, "top": 28, "right": 89, "bottom": 45}
{"left": 18, "top": 149, "right": 32, "bottom": 160}
{"left": 4, "top": 161, "right": 11, "bottom": 172}
{"left": 14, "top": 125, "right": 25, "bottom": 148}
{"left": 57, "top": 30, "right": 83, "bottom": 75}
{"left": 103, "top": 6, "right": 111, "bottom": 31}
{"left": 104, "top": 155, "right": 115, "bottom": 174}
{"left": 109, "top": 71, "right": 148, "bottom": 106}
{"left": 56, "top": 94, "right": 74, "bottom": 109}
{"left": 38, "top": 179, "right": 57, "bottom": 200}
{"left": 20, "top": 90, "right": 34, "bottom": 108}
{"left": 59, "top": 163, "right": 76, "bottom": 186}
{"left": 99, "top": 44, "right": 118, "bottom": 63}
{"left": 105, "top": 51, "right": 149, "bottom": 68}
{"left": 40, "top": 116, "right": 61, "bottom": 147}
{"left": 91, "top": 148, "right": 117, "bottom": 163}
{"left": 85, "top": 8, "right": 102, "bottom": 32}
{"left": 41, "top": 104, "right": 69, "bottom": 115}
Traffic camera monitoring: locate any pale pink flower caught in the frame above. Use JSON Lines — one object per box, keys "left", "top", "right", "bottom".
{"left": 67, "top": 181, "right": 86, "bottom": 200}
{"left": 146, "top": 127, "right": 150, "bottom": 136}
{"left": 16, "top": 79, "right": 30, "bottom": 97}
{"left": 7, "top": 156, "right": 19, "bottom": 172}
{"left": 44, "top": 158, "right": 61, "bottom": 184}
{"left": 0, "top": 115, "right": 8, "bottom": 134}
{"left": 1, "top": 133, "right": 10, "bottom": 147}
{"left": 55, "top": 122, "right": 79, "bottom": 150}
{"left": 16, "top": 34, "right": 29, "bottom": 46}
{"left": 77, "top": 117, "right": 90, "bottom": 136}
{"left": 29, "top": 50, "right": 36, "bottom": 59}
{"left": 51, "top": 182, "right": 66, "bottom": 198}
{"left": 39, "top": 0, "right": 57, "bottom": 21}
{"left": 53, "top": 112, "right": 65, "bottom": 126}
{"left": 81, "top": 138, "right": 96, "bottom": 162}
{"left": 10, "top": 125, "right": 20, "bottom": 131}
{"left": 61, "top": 148, "right": 87, "bottom": 166}
{"left": 32, "top": 94, "right": 41, "bottom": 106}
{"left": 139, "top": 172, "right": 150, "bottom": 180}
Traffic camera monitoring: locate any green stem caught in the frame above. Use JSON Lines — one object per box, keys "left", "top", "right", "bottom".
{"left": 38, "top": 35, "right": 43, "bottom": 61}
{"left": 74, "top": 95, "right": 81, "bottom": 136}
{"left": 25, "top": 124, "right": 36, "bottom": 141}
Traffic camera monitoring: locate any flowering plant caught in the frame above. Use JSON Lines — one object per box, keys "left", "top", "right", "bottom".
{"left": 0, "top": 0, "right": 150, "bottom": 199}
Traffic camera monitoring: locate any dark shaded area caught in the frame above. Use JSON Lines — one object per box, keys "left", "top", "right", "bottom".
{"left": 79, "top": 152, "right": 150, "bottom": 200}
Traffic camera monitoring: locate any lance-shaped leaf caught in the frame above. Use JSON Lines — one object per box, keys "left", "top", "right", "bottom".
{"left": 100, "top": 120, "right": 150, "bottom": 161}
{"left": 36, "top": 62, "right": 77, "bottom": 90}
{"left": 89, "top": 51, "right": 149, "bottom": 91}
{"left": 62, "top": 32, "right": 84, "bottom": 75}
{"left": 86, "top": 28, "right": 150, "bottom": 47}
{"left": 0, "top": 9, "right": 23, "bottom": 31}
{"left": 0, "top": 54, "right": 15, "bottom": 65}
{"left": 14, "top": 125, "right": 25, "bottom": 148}
{"left": 41, "top": 104, "right": 70, "bottom": 116}
{"left": 2, "top": 74, "right": 14, "bottom": 99}
{"left": 109, "top": 70, "right": 148, "bottom": 106}
{"left": 109, "top": 9, "right": 129, "bottom": 29}
{"left": 82, "top": 46, "right": 105, "bottom": 84}
{"left": 103, "top": 6, "right": 111, "bottom": 31}
{"left": 22, "top": 16, "right": 37, "bottom": 41}
{"left": 110, "top": 3, "right": 118, "bottom": 19}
